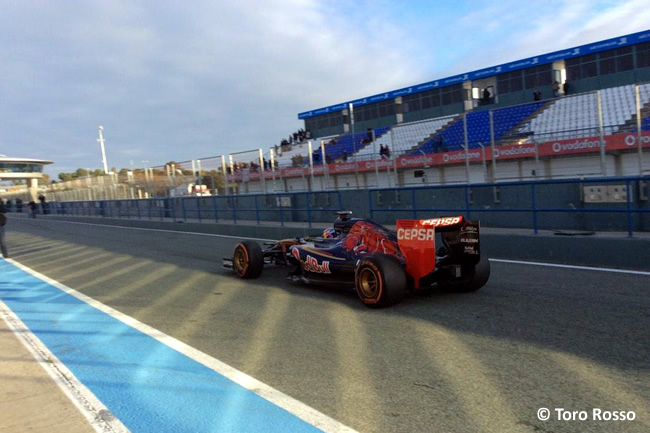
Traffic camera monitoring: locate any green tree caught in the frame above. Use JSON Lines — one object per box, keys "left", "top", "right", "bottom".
{"left": 58, "top": 172, "right": 75, "bottom": 182}
{"left": 38, "top": 174, "right": 51, "bottom": 186}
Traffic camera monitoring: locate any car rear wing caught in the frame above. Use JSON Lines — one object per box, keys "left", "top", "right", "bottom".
{"left": 396, "top": 216, "right": 480, "bottom": 288}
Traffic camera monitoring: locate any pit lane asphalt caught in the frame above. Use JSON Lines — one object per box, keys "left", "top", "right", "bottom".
{"left": 4, "top": 217, "right": 650, "bottom": 433}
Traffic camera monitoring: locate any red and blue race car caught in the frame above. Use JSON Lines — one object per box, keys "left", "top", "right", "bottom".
{"left": 223, "top": 211, "right": 490, "bottom": 308}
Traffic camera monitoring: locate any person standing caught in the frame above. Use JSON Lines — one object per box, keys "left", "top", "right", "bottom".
{"left": 482, "top": 88, "right": 491, "bottom": 105}
{"left": 39, "top": 194, "right": 47, "bottom": 215}
{"left": 28, "top": 200, "right": 37, "bottom": 218}
{"left": 0, "top": 200, "right": 8, "bottom": 258}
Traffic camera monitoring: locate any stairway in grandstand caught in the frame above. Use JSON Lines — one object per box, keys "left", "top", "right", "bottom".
{"left": 406, "top": 102, "right": 545, "bottom": 155}
{"left": 617, "top": 106, "right": 650, "bottom": 133}
{"left": 497, "top": 101, "right": 554, "bottom": 144}
{"left": 272, "top": 136, "right": 338, "bottom": 167}
{"left": 615, "top": 85, "right": 650, "bottom": 133}
{"left": 325, "top": 127, "right": 391, "bottom": 162}
{"left": 354, "top": 116, "right": 457, "bottom": 160}
{"left": 404, "top": 115, "right": 460, "bottom": 154}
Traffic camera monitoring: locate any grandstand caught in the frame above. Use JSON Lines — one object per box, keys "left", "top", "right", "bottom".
{"left": 223, "top": 30, "right": 650, "bottom": 193}
{"left": 283, "top": 83, "right": 649, "bottom": 162}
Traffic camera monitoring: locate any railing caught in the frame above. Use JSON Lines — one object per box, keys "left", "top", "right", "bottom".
{"left": 11, "top": 176, "right": 649, "bottom": 237}
{"left": 28, "top": 190, "right": 344, "bottom": 229}
{"left": 369, "top": 176, "right": 650, "bottom": 237}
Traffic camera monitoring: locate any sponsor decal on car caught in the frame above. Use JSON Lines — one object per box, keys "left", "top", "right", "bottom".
{"left": 397, "top": 227, "right": 435, "bottom": 241}
{"left": 292, "top": 249, "right": 332, "bottom": 274}
{"left": 421, "top": 216, "right": 462, "bottom": 227}
{"left": 396, "top": 220, "right": 437, "bottom": 289}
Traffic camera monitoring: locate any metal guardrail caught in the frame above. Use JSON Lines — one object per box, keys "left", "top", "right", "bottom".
{"left": 27, "top": 191, "right": 344, "bottom": 229}
{"left": 368, "top": 176, "right": 650, "bottom": 237}
{"left": 10, "top": 176, "right": 649, "bottom": 237}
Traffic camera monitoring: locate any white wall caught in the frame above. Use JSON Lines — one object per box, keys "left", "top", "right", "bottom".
{"left": 234, "top": 150, "right": 649, "bottom": 193}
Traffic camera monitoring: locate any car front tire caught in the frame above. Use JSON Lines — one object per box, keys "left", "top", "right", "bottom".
{"left": 233, "top": 240, "right": 264, "bottom": 279}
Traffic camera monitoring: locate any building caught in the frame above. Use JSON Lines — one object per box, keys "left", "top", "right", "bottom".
{"left": 0, "top": 155, "right": 53, "bottom": 200}
{"left": 299, "top": 30, "right": 650, "bottom": 137}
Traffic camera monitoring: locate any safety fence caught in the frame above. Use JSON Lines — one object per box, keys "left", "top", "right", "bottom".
{"left": 13, "top": 175, "right": 650, "bottom": 237}
{"left": 368, "top": 175, "right": 650, "bottom": 237}
{"left": 41, "top": 155, "right": 229, "bottom": 202}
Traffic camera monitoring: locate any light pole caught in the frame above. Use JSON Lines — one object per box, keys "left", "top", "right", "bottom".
{"left": 142, "top": 160, "right": 150, "bottom": 197}
{"left": 98, "top": 126, "right": 109, "bottom": 174}
{"left": 463, "top": 113, "right": 470, "bottom": 184}
{"left": 349, "top": 103, "right": 356, "bottom": 154}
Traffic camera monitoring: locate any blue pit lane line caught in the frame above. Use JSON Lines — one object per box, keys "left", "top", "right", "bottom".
{"left": 0, "top": 259, "right": 349, "bottom": 433}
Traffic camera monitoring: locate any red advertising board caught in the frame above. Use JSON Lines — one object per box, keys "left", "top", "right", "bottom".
{"left": 227, "top": 131, "right": 650, "bottom": 182}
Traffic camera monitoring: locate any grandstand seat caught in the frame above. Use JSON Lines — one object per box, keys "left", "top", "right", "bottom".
{"left": 518, "top": 83, "right": 650, "bottom": 142}
{"left": 409, "top": 101, "right": 544, "bottom": 155}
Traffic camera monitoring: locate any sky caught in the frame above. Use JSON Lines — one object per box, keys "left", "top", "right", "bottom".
{"left": 1, "top": 0, "right": 649, "bottom": 178}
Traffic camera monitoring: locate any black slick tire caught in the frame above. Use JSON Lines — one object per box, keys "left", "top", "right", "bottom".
{"left": 354, "top": 254, "right": 406, "bottom": 308}
{"left": 232, "top": 240, "right": 264, "bottom": 279}
{"left": 455, "top": 249, "right": 490, "bottom": 292}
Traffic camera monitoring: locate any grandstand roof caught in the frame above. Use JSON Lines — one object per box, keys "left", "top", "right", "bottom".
{"left": 298, "top": 29, "right": 650, "bottom": 120}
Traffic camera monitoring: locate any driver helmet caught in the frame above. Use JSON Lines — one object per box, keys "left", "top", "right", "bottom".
{"left": 322, "top": 228, "right": 337, "bottom": 238}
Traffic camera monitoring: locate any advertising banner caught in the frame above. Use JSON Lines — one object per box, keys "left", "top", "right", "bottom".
{"left": 226, "top": 131, "right": 650, "bottom": 182}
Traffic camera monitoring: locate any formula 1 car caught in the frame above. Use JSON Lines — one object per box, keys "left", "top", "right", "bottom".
{"left": 223, "top": 211, "right": 490, "bottom": 308}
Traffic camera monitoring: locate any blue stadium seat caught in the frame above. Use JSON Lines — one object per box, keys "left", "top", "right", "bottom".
{"left": 409, "top": 102, "right": 544, "bottom": 155}
{"left": 320, "top": 127, "right": 391, "bottom": 162}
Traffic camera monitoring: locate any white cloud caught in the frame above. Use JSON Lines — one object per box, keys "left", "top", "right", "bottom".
{"left": 0, "top": 0, "right": 647, "bottom": 177}
{"left": 1, "top": 0, "right": 424, "bottom": 176}
{"left": 435, "top": 0, "right": 650, "bottom": 74}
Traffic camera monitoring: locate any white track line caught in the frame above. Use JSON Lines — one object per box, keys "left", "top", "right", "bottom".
{"left": 27, "top": 218, "right": 278, "bottom": 241}
{"left": 489, "top": 258, "right": 650, "bottom": 276}
{"left": 21, "top": 218, "right": 650, "bottom": 276}
{"left": 4, "top": 258, "right": 359, "bottom": 433}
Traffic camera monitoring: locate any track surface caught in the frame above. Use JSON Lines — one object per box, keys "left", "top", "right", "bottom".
{"left": 4, "top": 217, "right": 649, "bottom": 433}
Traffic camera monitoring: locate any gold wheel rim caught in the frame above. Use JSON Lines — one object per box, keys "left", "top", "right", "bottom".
{"left": 358, "top": 267, "right": 379, "bottom": 298}
{"left": 234, "top": 247, "right": 248, "bottom": 274}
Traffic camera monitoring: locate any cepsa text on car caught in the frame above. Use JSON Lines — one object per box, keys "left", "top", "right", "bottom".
{"left": 397, "top": 227, "right": 436, "bottom": 241}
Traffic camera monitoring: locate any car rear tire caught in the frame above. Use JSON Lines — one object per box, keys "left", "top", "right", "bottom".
{"left": 454, "top": 249, "right": 490, "bottom": 292}
{"left": 355, "top": 254, "right": 406, "bottom": 308}
{"left": 233, "top": 240, "right": 264, "bottom": 279}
